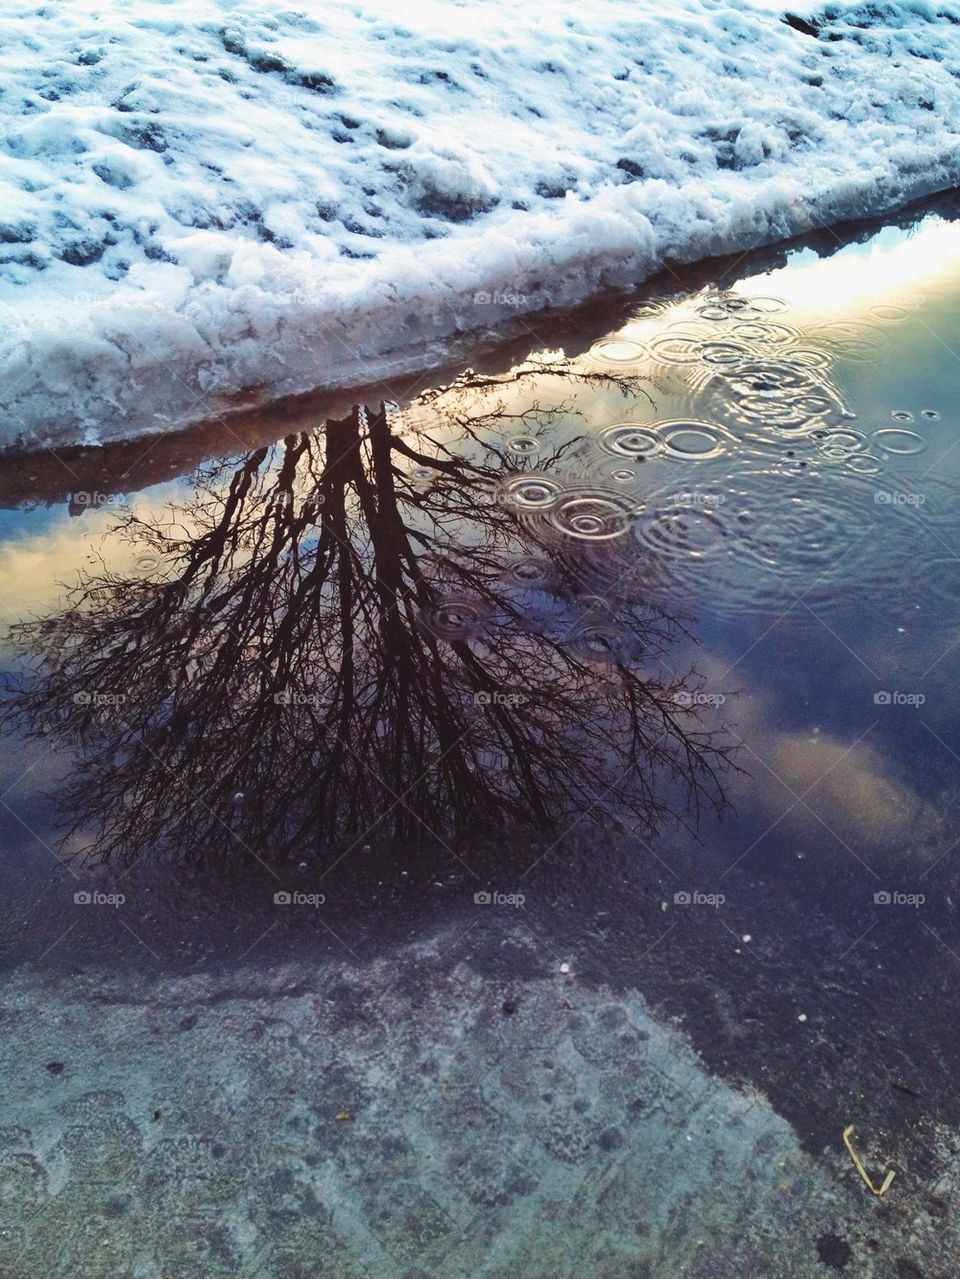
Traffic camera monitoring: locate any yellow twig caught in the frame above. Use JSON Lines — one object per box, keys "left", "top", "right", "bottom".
{"left": 843, "top": 1125, "right": 895, "bottom": 1196}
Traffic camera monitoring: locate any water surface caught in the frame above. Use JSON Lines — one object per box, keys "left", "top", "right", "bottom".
{"left": 2, "top": 204, "right": 960, "bottom": 1276}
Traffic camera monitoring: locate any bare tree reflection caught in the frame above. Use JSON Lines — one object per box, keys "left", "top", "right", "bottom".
{"left": 2, "top": 369, "right": 733, "bottom": 864}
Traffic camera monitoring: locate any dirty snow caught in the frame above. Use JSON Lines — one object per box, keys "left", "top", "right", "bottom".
{"left": 2, "top": 0, "right": 960, "bottom": 445}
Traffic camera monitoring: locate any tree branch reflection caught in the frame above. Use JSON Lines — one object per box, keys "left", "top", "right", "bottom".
{"left": 3, "top": 369, "right": 734, "bottom": 864}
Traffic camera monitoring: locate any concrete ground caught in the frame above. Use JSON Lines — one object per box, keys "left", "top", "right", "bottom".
{"left": 0, "top": 921, "right": 955, "bottom": 1279}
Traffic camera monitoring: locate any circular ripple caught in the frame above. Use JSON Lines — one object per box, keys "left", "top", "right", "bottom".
{"left": 917, "top": 558, "right": 960, "bottom": 606}
{"left": 843, "top": 452, "right": 884, "bottom": 475}
{"left": 921, "top": 409, "right": 941, "bottom": 420}
{"left": 135, "top": 554, "right": 160, "bottom": 572}
{"left": 548, "top": 491, "right": 637, "bottom": 541}
{"left": 754, "top": 493, "right": 858, "bottom": 567}
{"left": 637, "top": 461, "right": 925, "bottom": 621}
{"left": 697, "top": 303, "right": 734, "bottom": 322}
{"left": 742, "top": 295, "right": 789, "bottom": 314}
{"left": 417, "top": 596, "right": 487, "bottom": 641}
{"left": 911, "top": 475, "right": 960, "bottom": 531}
{"left": 631, "top": 298, "right": 670, "bottom": 318}
{"left": 590, "top": 337, "right": 646, "bottom": 365}
{"left": 647, "top": 332, "right": 710, "bottom": 365}
{"left": 497, "top": 473, "right": 565, "bottom": 509}
{"left": 820, "top": 428, "right": 868, "bottom": 452}
{"left": 596, "top": 423, "right": 661, "bottom": 459}
{"left": 703, "top": 357, "right": 842, "bottom": 433}
{"left": 565, "top": 622, "right": 637, "bottom": 665}
{"left": 507, "top": 436, "right": 540, "bottom": 455}
{"left": 662, "top": 422, "right": 726, "bottom": 459}
{"left": 701, "top": 340, "right": 755, "bottom": 367}
{"left": 872, "top": 428, "right": 927, "bottom": 456}
{"left": 730, "top": 320, "right": 799, "bottom": 346}
{"left": 868, "top": 303, "right": 911, "bottom": 322}
{"left": 501, "top": 556, "right": 556, "bottom": 589}
{"left": 811, "top": 321, "right": 883, "bottom": 362}
{"left": 707, "top": 293, "right": 754, "bottom": 315}
{"left": 891, "top": 410, "right": 915, "bottom": 422}
{"left": 756, "top": 394, "right": 840, "bottom": 433}
{"left": 726, "top": 359, "right": 818, "bottom": 393}
{"left": 742, "top": 394, "right": 834, "bottom": 431}
{"left": 779, "top": 346, "right": 832, "bottom": 371}
{"left": 730, "top": 474, "right": 919, "bottom": 606}
{"left": 635, "top": 493, "right": 730, "bottom": 562}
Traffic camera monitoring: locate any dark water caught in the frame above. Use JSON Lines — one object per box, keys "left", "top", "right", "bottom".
{"left": 2, "top": 203, "right": 960, "bottom": 1275}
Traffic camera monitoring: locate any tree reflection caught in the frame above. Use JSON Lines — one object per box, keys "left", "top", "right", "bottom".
{"left": 2, "top": 369, "right": 734, "bottom": 864}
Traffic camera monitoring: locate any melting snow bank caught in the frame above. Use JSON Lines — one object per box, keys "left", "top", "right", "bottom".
{"left": 3, "top": 0, "right": 960, "bottom": 448}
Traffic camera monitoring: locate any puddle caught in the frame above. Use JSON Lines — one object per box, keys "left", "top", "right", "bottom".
{"left": 3, "top": 206, "right": 960, "bottom": 1275}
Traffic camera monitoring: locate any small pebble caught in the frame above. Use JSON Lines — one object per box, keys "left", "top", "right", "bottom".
{"left": 45, "top": 1061, "right": 64, "bottom": 1076}
{"left": 742, "top": 934, "right": 752, "bottom": 943}
{"left": 559, "top": 962, "right": 571, "bottom": 975}
{"left": 502, "top": 999, "right": 517, "bottom": 1015}
{"left": 798, "top": 1013, "right": 808, "bottom": 1023}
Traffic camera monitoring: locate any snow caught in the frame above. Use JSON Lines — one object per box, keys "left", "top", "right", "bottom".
{"left": 2, "top": 0, "right": 960, "bottom": 447}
